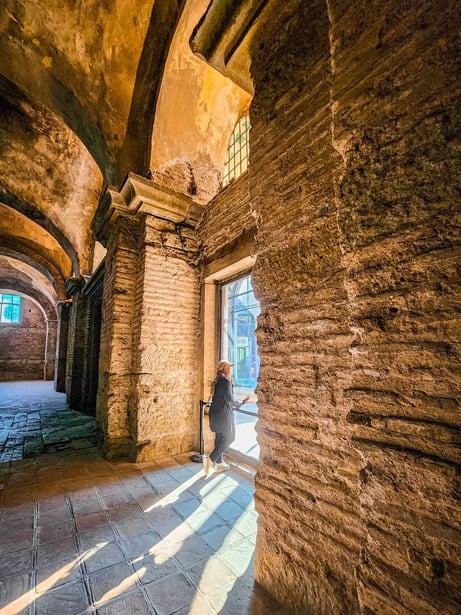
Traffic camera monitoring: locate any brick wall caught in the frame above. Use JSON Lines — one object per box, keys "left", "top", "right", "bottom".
{"left": 96, "top": 209, "right": 202, "bottom": 461}
{"left": 0, "top": 296, "right": 51, "bottom": 381}
{"left": 247, "top": 0, "right": 460, "bottom": 612}
{"left": 198, "top": 173, "right": 254, "bottom": 265}
{"left": 65, "top": 280, "right": 89, "bottom": 411}
{"left": 55, "top": 302, "right": 70, "bottom": 391}
{"left": 129, "top": 216, "right": 201, "bottom": 460}
{"left": 97, "top": 213, "right": 140, "bottom": 457}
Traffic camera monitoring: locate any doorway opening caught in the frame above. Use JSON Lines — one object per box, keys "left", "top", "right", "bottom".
{"left": 220, "top": 273, "right": 260, "bottom": 464}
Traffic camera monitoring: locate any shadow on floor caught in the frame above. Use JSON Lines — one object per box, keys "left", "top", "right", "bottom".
{"left": 0, "top": 381, "right": 293, "bottom": 615}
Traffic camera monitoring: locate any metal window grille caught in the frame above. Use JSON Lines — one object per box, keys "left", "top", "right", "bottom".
{"left": 223, "top": 115, "right": 250, "bottom": 187}
{"left": 0, "top": 293, "right": 21, "bottom": 323}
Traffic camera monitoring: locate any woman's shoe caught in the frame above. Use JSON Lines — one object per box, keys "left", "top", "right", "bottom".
{"left": 214, "top": 462, "right": 230, "bottom": 473}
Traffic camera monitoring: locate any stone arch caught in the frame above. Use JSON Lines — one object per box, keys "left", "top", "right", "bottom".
{"left": 0, "top": 57, "right": 115, "bottom": 186}
{"left": 0, "top": 192, "right": 80, "bottom": 277}
{"left": 0, "top": 4, "right": 192, "bottom": 188}
{"left": 0, "top": 284, "right": 56, "bottom": 321}
{"left": 118, "top": 0, "right": 187, "bottom": 184}
{"left": 0, "top": 240, "right": 67, "bottom": 302}
{"left": 149, "top": 0, "right": 252, "bottom": 200}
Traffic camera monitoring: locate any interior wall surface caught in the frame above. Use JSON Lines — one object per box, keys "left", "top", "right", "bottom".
{"left": 0, "top": 297, "right": 52, "bottom": 381}
{"left": 248, "top": 0, "right": 460, "bottom": 613}
{"left": 198, "top": 172, "right": 253, "bottom": 268}
{"left": 197, "top": 173, "right": 255, "bottom": 451}
{"left": 96, "top": 213, "right": 140, "bottom": 459}
{"left": 128, "top": 214, "right": 202, "bottom": 461}
{"left": 96, "top": 203, "right": 202, "bottom": 462}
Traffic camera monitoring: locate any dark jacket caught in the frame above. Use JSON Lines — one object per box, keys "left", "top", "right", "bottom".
{"left": 209, "top": 376, "right": 235, "bottom": 434}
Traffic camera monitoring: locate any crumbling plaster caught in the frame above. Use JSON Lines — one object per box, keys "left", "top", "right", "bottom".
{"left": 151, "top": 0, "right": 251, "bottom": 191}
{"left": 0, "top": 0, "right": 153, "bottom": 183}
{"left": 0, "top": 74, "right": 102, "bottom": 276}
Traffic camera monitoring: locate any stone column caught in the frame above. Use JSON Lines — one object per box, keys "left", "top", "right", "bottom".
{"left": 65, "top": 277, "right": 88, "bottom": 411}
{"left": 95, "top": 208, "right": 141, "bottom": 458}
{"left": 55, "top": 301, "right": 71, "bottom": 391}
{"left": 54, "top": 302, "right": 71, "bottom": 391}
{"left": 96, "top": 174, "right": 205, "bottom": 461}
{"left": 81, "top": 263, "right": 105, "bottom": 415}
{"left": 44, "top": 317, "right": 58, "bottom": 380}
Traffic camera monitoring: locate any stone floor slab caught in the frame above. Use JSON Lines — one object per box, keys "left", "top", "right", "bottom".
{"left": 34, "top": 579, "right": 90, "bottom": 615}
{"left": 0, "top": 382, "right": 293, "bottom": 615}
{"left": 95, "top": 589, "right": 153, "bottom": 615}
{"left": 88, "top": 561, "right": 139, "bottom": 606}
{"left": 144, "top": 571, "right": 197, "bottom": 615}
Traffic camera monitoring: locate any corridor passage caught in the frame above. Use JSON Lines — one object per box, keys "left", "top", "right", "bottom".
{"left": 0, "top": 382, "right": 290, "bottom": 615}
{"left": 0, "top": 381, "right": 95, "bottom": 463}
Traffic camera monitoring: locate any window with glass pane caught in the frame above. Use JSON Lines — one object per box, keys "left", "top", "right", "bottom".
{"left": 221, "top": 274, "right": 260, "bottom": 389}
{"left": 221, "top": 273, "right": 260, "bottom": 463}
{"left": 222, "top": 115, "right": 251, "bottom": 187}
{"left": 0, "top": 294, "right": 21, "bottom": 323}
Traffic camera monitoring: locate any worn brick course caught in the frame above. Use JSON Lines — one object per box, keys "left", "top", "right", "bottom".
{"left": 0, "top": 297, "right": 54, "bottom": 381}
{"left": 247, "top": 0, "right": 461, "bottom": 612}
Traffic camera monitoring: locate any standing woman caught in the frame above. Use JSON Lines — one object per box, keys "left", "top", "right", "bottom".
{"left": 203, "top": 360, "right": 249, "bottom": 476}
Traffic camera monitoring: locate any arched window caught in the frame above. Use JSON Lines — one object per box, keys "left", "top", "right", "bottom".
{"left": 223, "top": 114, "right": 251, "bottom": 187}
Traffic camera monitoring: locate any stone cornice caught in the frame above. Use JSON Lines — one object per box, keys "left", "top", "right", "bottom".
{"left": 190, "top": 0, "right": 272, "bottom": 94}
{"left": 65, "top": 276, "right": 86, "bottom": 297}
{"left": 82, "top": 260, "right": 105, "bottom": 300}
{"left": 94, "top": 173, "right": 205, "bottom": 243}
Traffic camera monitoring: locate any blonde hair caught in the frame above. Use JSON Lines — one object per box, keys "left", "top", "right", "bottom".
{"left": 216, "top": 360, "right": 233, "bottom": 374}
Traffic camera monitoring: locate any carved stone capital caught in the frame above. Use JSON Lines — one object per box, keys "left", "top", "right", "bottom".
{"left": 94, "top": 173, "right": 205, "bottom": 244}
{"left": 65, "top": 276, "right": 86, "bottom": 298}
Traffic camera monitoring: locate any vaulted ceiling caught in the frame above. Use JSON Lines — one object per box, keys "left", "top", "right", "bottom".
{"left": 0, "top": 0, "right": 250, "bottom": 314}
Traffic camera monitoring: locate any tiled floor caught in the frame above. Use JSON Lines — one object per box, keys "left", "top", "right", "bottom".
{"left": 0, "top": 381, "right": 95, "bottom": 463}
{"left": 0, "top": 382, "right": 291, "bottom": 615}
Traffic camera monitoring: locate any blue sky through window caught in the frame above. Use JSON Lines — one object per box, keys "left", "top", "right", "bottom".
{"left": 0, "top": 294, "right": 21, "bottom": 323}
{"left": 222, "top": 275, "right": 260, "bottom": 389}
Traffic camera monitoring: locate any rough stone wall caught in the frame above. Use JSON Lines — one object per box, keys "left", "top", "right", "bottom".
{"left": 249, "top": 0, "right": 460, "bottom": 613}
{"left": 65, "top": 282, "right": 89, "bottom": 412}
{"left": 44, "top": 318, "right": 57, "bottom": 380}
{"left": 330, "top": 1, "right": 461, "bottom": 612}
{"left": 82, "top": 298, "right": 102, "bottom": 414}
{"left": 0, "top": 297, "right": 49, "bottom": 381}
{"left": 97, "top": 209, "right": 202, "bottom": 461}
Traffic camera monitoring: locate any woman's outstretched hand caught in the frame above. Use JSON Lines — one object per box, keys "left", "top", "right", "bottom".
{"left": 242, "top": 396, "right": 250, "bottom": 404}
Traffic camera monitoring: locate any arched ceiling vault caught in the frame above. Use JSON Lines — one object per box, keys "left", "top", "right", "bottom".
{"left": 0, "top": 0, "right": 178, "bottom": 187}
{"left": 150, "top": 0, "right": 252, "bottom": 201}
{"left": 0, "top": 0, "right": 252, "bottom": 310}
{"left": 0, "top": 0, "right": 195, "bottom": 293}
{"left": 0, "top": 256, "right": 57, "bottom": 316}
{"left": 0, "top": 243, "right": 66, "bottom": 301}
{"left": 0, "top": 205, "right": 72, "bottom": 277}
{"left": 0, "top": 73, "right": 101, "bottom": 277}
